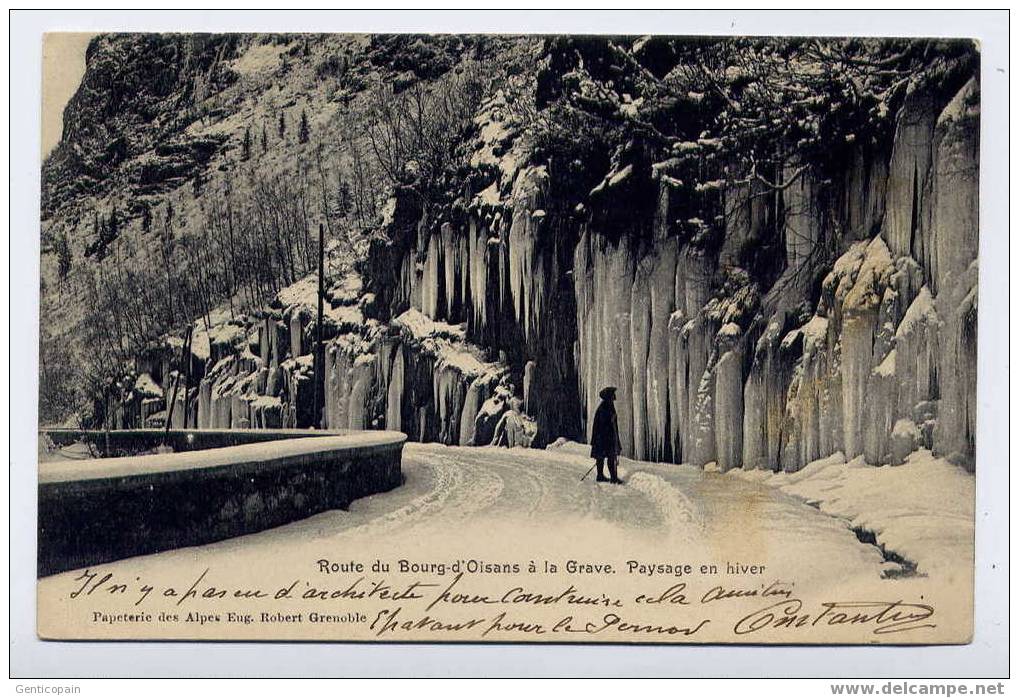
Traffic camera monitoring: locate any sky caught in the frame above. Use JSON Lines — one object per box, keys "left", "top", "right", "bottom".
{"left": 41, "top": 32, "right": 95, "bottom": 158}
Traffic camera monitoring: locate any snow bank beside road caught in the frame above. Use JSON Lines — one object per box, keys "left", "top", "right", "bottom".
{"left": 730, "top": 450, "right": 973, "bottom": 575}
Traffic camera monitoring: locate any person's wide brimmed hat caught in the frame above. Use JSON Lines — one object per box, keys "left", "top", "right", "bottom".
{"left": 599, "top": 386, "right": 617, "bottom": 400}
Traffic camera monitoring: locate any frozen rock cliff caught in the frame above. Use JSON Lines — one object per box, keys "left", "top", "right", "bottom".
{"left": 48, "top": 36, "right": 979, "bottom": 473}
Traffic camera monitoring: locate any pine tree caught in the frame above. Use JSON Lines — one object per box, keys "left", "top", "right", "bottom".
{"left": 242, "top": 126, "right": 251, "bottom": 161}
{"left": 335, "top": 177, "right": 353, "bottom": 218}
{"left": 141, "top": 205, "right": 152, "bottom": 234}
{"left": 55, "top": 230, "right": 72, "bottom": 280}
{"left": 261, "top": 124, "right": 268, "bottom": 153}
{"left": 298, "top": 110, "right": 310, "bottom": 144}
{"left": 278, "top": 111, "right": 286, "bottom": 140}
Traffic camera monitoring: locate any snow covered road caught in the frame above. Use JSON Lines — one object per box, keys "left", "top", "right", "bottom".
{"left": 40, "top": 443, "right": 902, "bottom": 584}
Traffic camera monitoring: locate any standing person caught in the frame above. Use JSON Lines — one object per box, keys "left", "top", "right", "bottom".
{"left": 590, "top": 386, "right": 623, "bottom": 484}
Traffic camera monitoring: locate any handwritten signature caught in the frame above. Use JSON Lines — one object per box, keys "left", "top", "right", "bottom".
{"left": 733, "top": 598, "right": 936, "bottom": 636}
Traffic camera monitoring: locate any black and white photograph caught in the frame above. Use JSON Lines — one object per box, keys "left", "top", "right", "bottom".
{"left": 10, "top": 8, "right": 1009, "bottom": 681}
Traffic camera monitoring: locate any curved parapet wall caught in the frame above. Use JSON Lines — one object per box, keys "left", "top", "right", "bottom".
{"left": 38, "top": 429, "right": 406, "bottom": 577}
{"left": 41, "top": 427, "right": 369, "bottom": 456}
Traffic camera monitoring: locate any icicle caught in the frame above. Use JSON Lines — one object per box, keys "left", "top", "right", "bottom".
{"left": 386, "top": 346, "right": 404, "bottom": 432}
{"left": 797, "top": 317, "right": 829, "bottom": 466}
{"left": 522, "top": 361, "right": 536, "bottom": 414}
{"left": 690, "top": 356, "right": 716, "bottom": 467}
{"left": 421, "top": 231, "right": 442, "bottom": 319}
{"left": 572, "top": 229, "right": 593, "bottom": 437}
{"left": 441, "top": 223, "right": 456, "bottom": 319}
{"left": 934, "top": 261, "right": 977, "bottom": 466}
{"left": 741, "top": 364, "right": 765, "bottom": 469}
{"left": 667, "top": 310, "right": 687, "bottom": 462}
{"left": 230, "top": 394, "right": 249, "bottom": 429}
{"left": 881, "top": 89, "right": 938, "bottom": 262}
{"left": 931, "top": 78, "right": 979, "bottom": 295}
{"left": 685, "top": 320, "right": 710, "bottom": 463}
{"left": 629, "top": 259, "right": 652, "bottom": 461}
{"left": 323, "top": 346, "right": 335, "bottom": 429}
{"left": 469, "top": 217, "right": 488, "bottom": 330}
{"left": 458, "top": 374, "right": 487, "bottom": 445}
{"left": 289, "top": 312, "right": 304, "bottom": 360}
{"left": 347, "top": 357, "right": 372, "bottom": 429}
{"left": 646, "top": 238, "right": 678, "bottom": 461}
{"left": 431, "top": 361, "right": 467, "bottom": 445}
{"left": 506, "top": 167, "right": 548, "bottom": 343}
{"left": 197, "top": 378, "right": 212, "bottom": 428}
{"left": 714, "top": 341, "right": 743, "bottom": 471}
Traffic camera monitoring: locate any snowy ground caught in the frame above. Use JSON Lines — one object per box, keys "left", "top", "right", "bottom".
{"left": 38, "top": 443, "right": 942, "bottom": 583}
{"left": 37, "top": 440, "right": 972, "bottom": 583}
{"left": 729, "top": 450, "right": 974, "bottom": 576}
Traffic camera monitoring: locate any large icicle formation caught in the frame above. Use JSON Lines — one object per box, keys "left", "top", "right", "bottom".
{"left": 117, "top": 269, "right": 508, "bottom": 451}
{"left": 106, "top": 59, "right": 978, "bottom": 475}
{"left": 570, "top": 78, "right": 978, "bottom": 471}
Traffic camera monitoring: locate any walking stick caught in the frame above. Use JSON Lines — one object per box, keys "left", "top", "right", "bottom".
{"left": 580, "top": 463, "right": 596, "bottom": 482}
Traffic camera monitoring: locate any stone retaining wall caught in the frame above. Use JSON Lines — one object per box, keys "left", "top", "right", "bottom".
{"left": 38, "top": 429, "right": 406, "bottom": 576}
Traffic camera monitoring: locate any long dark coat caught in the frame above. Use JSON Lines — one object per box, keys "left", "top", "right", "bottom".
{"left": 590, "top": 399, "right": 622, "bottom": 458}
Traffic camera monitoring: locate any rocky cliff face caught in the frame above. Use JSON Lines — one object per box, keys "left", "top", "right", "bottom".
{"left": 44, "top": 35, "right": 979, "bottom": 472}
{"left": 43, "top": 34, "right": 241, "bottom": 216}
{"left": 343, "top": 73, "right": 979, "bottom": 470}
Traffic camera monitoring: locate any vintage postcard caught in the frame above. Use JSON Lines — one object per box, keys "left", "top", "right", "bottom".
{"left": 37, "top": 31, "right": 979, "bottom": 644}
